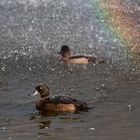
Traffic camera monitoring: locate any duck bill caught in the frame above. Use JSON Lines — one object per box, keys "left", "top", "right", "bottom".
{"left": 32, "top": 90, "right": 39, "bottom": 96}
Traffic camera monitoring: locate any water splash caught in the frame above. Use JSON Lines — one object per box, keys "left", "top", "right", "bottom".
{"left": 90, "top": 0, "right": 140, "bottom": 54}
{"left": 0, "top": 0, "right": 139, "bottom": 79}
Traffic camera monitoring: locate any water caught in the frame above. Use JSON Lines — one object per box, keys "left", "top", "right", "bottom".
{"left": 0, "top": 0, "right": 140, "bottom": 140}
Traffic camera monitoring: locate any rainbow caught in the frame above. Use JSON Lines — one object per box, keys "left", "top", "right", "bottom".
{"left": 90, "top": 0, "right": 140, "bottom": 55}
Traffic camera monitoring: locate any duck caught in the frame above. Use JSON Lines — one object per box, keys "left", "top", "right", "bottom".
{"left": 58, "top": 45, "right": 104, "bottom": 64}
{"left": 33, "top": 83, "right": 90, "bottom": 113}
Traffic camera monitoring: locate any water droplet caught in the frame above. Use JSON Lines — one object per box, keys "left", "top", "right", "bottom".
{"left": 1, "top": 66, "right": 6, "bottom": 71}
{"left": 5, "top": 118, "right": 9, "bottom": 122}
{"left": 70, "top": 88, "right": 74, "bottom": 92}
{"left": 2, "top": 127, "right": 7, "bottom": 131}
{"left": 101, "top": 20, "right": 104, "bottom": 23}
{"left": 89, "top": 127, "right": 95, "bottom": 130}
{"left": 128, "top": 104, "right": 132, "bottom": 111}
{"left": 29, "top": 67, "right": 32, "bottom": 71}
{"left": 50, "top": 68, "right": 55, "bottom": 72}
{"left": 129, "top": 77, "right": 133, "bottom": 81}
{"left": 96, "top": 87, "right": 99, "bottom": 91}
{"left": 101, "top": 84, "right": 105, "bottom": 87}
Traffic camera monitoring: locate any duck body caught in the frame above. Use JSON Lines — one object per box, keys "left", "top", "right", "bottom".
{"left": 59, "top": 45, "right": 104, "bottom": 64}
{"left": 64, "top": 55, "right": 97, "bottom": 64}
{"left": 36, "top": 95, "right": 89, "bottom": 112}
{"left": 33, "top": 84, "right": 90, "bottom": 113}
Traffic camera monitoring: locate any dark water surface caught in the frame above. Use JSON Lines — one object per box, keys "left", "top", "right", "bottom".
{"left": 0, "top": 0, "right": 140, "bottom": 140}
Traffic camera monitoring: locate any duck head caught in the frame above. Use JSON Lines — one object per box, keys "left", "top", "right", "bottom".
{"left": 58, "top": 45, "right": 71, "bottom": 58}
{"left": 33, "top": 84, "right": 50, "bottom": 98}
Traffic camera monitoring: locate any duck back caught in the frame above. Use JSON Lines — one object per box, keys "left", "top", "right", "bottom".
{"left": 36, "top": 95, "right": 89, "bottom": 112}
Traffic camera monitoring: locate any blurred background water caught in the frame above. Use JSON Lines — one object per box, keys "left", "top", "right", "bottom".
{"left": 0, "top": 0, "right": 140, "bottom": 140}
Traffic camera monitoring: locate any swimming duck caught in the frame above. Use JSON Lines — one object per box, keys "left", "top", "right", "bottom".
{"left": 33, "top": 83, "right": 90, "bottom": 113}
{"left": 58, "top": 45, "right": 104, "bottom": 64}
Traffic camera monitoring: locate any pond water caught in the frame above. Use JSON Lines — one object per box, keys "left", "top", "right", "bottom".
{"left": 0, "top": 0, "right": 140, "bottom": 140}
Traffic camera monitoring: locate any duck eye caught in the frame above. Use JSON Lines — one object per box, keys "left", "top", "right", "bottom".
{"left": 39, "top": 86, "right": 43, "bottom": 91}
{"left": 36, "top": 86, "right": 42, "bottom": 92}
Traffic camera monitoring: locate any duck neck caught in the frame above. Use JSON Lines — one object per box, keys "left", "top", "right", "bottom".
{"left": 62, "top": 54, "right": 70, "bottom": 58}
{"left": 63, "top": 52, "right": 72, "bottom": 61}
{"left": 62, "top": 50, "right": 71, "bottom": 58}
{"left": 40, "top": 96, "right": 49, "bottom": 100}
{"left": 36, "top": 97, "right": 49, "bottom": 111}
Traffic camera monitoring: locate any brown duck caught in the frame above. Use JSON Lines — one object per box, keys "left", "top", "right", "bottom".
{"left": 33, "top": 84, "right": 90, "bottom": 113}
{"left": 58, "top": 45, "right": 104, "bottom": 64}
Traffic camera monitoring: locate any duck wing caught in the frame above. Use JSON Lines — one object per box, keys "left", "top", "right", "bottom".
{"left": 70, "top": 55, "right": 97, "bottom": 63}
{"left": 48, "top": 95, "right": 89, "bottom": 111}
{"left": 70, "top": 55, "right": 87, "bottom": 59}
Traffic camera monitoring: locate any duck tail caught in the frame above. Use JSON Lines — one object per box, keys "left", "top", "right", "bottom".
{"left": 87, "top": 56, "right": 97, "bottom": 63}
{"left": 78, "top": 102, "right": 95, "bottom": 111}
{"left": 87, "top": 56, "right": 105, "bottom": 64}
